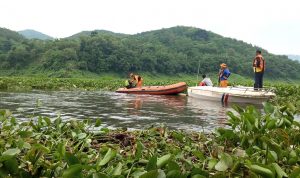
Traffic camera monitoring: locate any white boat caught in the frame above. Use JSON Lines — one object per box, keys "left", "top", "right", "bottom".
{"left": 187, "top": 86, "right": 276, "bottom": 105}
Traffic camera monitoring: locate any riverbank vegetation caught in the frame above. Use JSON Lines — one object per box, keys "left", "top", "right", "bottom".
{"left": 0, "top": 101, "right": 300, "bottom": 177}
{"left": 0, "top": 74, "right": 298, "bottom": 90}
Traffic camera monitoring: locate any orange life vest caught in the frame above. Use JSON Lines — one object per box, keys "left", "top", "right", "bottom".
{"left": 253, "top": 55, "right": 265, "bottom": 73}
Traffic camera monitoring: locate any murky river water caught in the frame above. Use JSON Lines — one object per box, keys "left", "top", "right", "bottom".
{"left": 0, "top": 91, "right": 239, "bottom": 131}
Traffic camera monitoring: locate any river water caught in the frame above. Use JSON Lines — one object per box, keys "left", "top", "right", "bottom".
{"left": 0, "top": 91, "right": 237, "bottom": 131}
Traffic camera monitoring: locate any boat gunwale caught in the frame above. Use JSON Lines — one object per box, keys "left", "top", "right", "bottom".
{"left": 188, "top": 87, "right": 275, "bottom": 98}
{"left": 116, "top": 82, "right": 187, "bottom": 94}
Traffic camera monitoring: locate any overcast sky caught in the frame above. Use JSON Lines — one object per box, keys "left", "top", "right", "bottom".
{"left": 1, "top": 0, "right": 299, "bottom": 55}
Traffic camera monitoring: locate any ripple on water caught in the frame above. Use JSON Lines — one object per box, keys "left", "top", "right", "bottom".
{"left": 0, "top": 90, "right": 238, "bottom": 131}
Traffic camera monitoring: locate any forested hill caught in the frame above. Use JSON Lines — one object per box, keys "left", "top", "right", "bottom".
{"left": 0, "top": 28, "right": 24, "bottom": 41}
{"left": 67, "top": 30, "right": 128, "bottom": 39}
{"left": 0, "top": 26, "right": 299, "bottom": 79}
{"left": 18, "top": 29, "right": 54, "bottom": 40}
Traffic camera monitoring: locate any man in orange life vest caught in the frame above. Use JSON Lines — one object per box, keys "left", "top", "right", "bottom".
{"left": 253, "top": 50, "right": 265, "bottom": 89}
{"left": 218, "top": 63, "right": 230, "bottom": 87}
{"left": 129, "top": 73, "right": 143, "bottom": 88}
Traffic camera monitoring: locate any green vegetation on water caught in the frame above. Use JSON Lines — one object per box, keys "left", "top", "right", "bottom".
{"left": 0, "top": 101, "right": 300, "bottom": 177}
{"left": 0, "top": 75, "right": 300, "bottom": 177}
{"left": 0, "top": 76, "right": 196, "bottom": 92}
{"left": 1, "top": 75, "right": 299, "bottom": 105}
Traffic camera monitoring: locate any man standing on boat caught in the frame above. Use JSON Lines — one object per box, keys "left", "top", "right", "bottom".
{"left": 253, "top": 50, "right": 265, "bottom": 90}
{"left": 219, "top": 63, "right": 230, "bottom": 87}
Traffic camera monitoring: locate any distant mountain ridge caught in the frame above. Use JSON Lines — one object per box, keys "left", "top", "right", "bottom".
{"left": 67, "top": 30, "right": 128, "bottom": 39}
{"left": 288, "top": 55, "right": 300, "bottom": 61}
{"left": 18, "top": 29, "right": 53, "bottom": 40}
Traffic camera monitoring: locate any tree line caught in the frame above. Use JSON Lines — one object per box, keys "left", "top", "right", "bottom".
{"left": 0, "top": 26, "right": 299, "bottom": 79}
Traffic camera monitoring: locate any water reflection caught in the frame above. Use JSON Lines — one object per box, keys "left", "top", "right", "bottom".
{"left": 126, "top": 95, "right": 187, "bottom": 116}
{"left": 187, "top": 97, "right": 230, "bottom": 128}
{"left": 0, "top": 91, "right": 236, "bottom": 131}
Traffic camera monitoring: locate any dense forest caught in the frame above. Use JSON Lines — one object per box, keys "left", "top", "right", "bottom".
{"left": 0, "top": 26, "right": 299, "bottom": 79}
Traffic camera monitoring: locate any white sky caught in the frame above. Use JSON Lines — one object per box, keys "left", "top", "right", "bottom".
{"left": 0, "top": 0, "right": 299, "bottom": 55}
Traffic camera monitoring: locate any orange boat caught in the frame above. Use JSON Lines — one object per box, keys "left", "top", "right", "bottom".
{"left": 116, "top": 82, "right": 187, "bottom": 95}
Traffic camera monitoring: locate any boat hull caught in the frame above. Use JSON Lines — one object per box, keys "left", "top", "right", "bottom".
{"left": 188, "top": 86, "right": 275, "bottom": 105}
{"left": 116, "top": 82, "right": 187, "bottom": 95}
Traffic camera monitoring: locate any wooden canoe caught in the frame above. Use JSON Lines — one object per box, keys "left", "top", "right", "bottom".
{"left": 116, "top": 82, "right": 187, "bottom": 95}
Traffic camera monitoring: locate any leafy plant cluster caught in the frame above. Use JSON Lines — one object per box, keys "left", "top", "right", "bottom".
{"left": 0, "top": 77, "right": 123, "bottom": 91}
{"left": 273, "top": 85, "right": 300, "bottom": 105}
{"left": 1, "top": 101, "right": 300, "bottom": 178}
{"left": 1, "top": 26, "right": 300, "bottom": 79}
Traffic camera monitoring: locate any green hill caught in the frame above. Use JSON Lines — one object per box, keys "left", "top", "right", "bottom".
{"left": 0, "top": 26, "right": 299, "bottom": 79}
{"left": 0, "top": 28, "right": 26, "bottom": 64}
{"left": 18, "top": 29, "right": 53, "bottom": 40}
{"left": 0, "top": 27, "right": 24, "bottom": 41}
{"left": 67, "top": 30, "right": 128, "bottom": 39}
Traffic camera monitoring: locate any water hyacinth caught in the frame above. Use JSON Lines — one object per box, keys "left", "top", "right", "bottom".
{"left": 0, "top": 101, "right": 300, "bottom": 177}
{"left": 0, "top": 77, "right": 196, "bottom": 91}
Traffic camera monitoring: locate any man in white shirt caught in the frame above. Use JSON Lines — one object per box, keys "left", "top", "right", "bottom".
{"left": 199, "top": 74, "right": 213, "bottom": 86}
